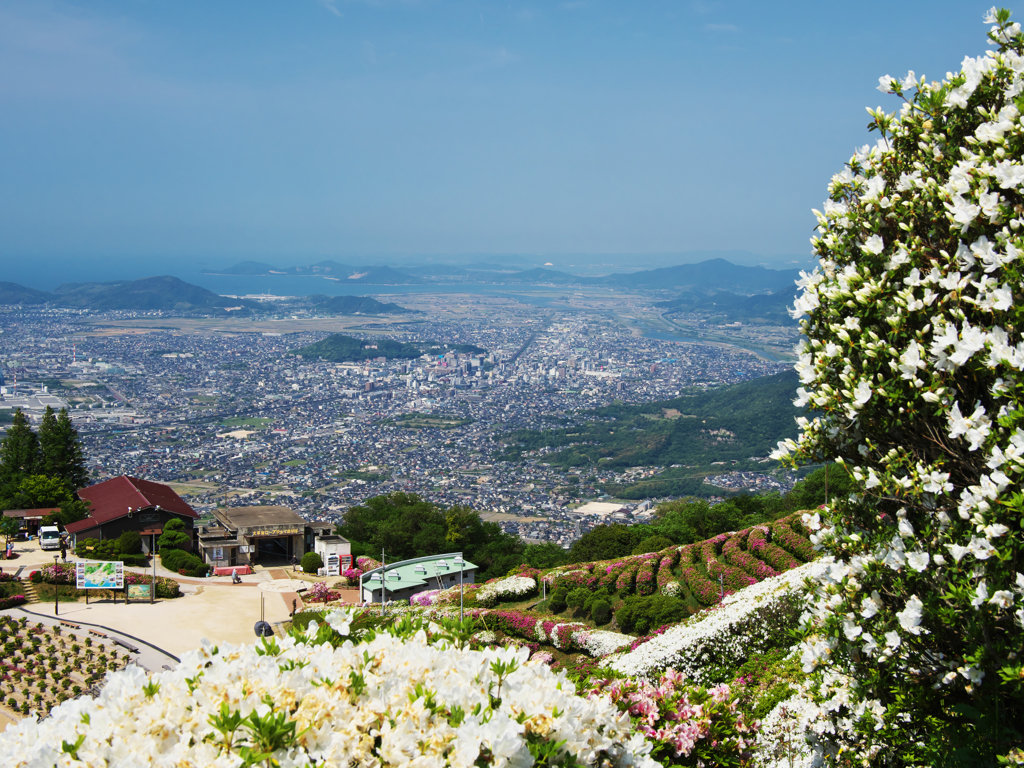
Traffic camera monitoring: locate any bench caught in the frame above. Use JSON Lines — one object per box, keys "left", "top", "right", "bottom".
{"left": 112, "top": 637, "right": 140, "bottom": 653}
{"left": 88, "top": 629, "right": 106, "bottom": 638}
{"left": 60, "top": 621, "right": 80, "bottom": 630}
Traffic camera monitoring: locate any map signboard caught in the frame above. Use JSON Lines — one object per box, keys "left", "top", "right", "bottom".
{"left": 127, "top": 584, "right": 151, "bottom": 600}
{"left": 75, "top": 561, "right": 124, "bottom": 590}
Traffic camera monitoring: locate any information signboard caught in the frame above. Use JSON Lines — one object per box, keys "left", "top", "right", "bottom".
{"left": 75, "top": 561, "right": 124, "bottom": 589}
{"left": 127, "top": 584, "right": 151, "bottom": 600}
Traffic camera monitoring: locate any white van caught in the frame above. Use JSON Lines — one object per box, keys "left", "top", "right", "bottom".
{"left": 39, "top": 526, "right": 62, "bottom": 551}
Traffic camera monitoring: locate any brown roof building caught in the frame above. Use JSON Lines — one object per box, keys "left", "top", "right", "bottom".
{"left": 65, "top": 476, "right": 197, "bottom": 552}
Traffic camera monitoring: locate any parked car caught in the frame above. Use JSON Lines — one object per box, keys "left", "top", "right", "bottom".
{"left": 39, "top": 526, "right": 62, "bottom": 551}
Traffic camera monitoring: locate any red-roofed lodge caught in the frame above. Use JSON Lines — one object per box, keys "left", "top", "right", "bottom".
{"left": 66, "top": 476, "right": 197, "bottom": 553}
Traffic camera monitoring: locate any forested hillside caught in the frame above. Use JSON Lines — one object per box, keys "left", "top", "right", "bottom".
{"left": 498, "top": 370, "right": 801, "bottom": 492}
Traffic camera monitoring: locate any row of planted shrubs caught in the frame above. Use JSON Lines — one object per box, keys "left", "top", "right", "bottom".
{"left": 160, "top": 548, "right": 211, "bottom": 578}
{"left": 74, "top": 531, "right": 149, "bottom": 567}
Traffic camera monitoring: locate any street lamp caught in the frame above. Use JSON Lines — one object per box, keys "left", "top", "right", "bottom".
{"left": 53, "top": 555, "right": 59, "bottom": 616}
{"left": 455, "top": 553, "right": 464, "bottom": 622}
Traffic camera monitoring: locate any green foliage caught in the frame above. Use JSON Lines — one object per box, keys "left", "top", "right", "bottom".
{"left": 567, "top": 524, "right": 645, "bottom": 564}
{"left": 647, "top": 499, "right": 749, "bottom": 545}
{"left": 521, "top": 542, "right": 570, "bottom": 570}
{"left": 730, "top": 648, "right": 803, "bottom": 721}
{"left": 1, "top": 474, "right": 89, "bottom": 527}
{"left": 590, "top": 599, "right": 612, "bottom": 626}
{"left": 548, "top": 589, "right": 568, "bottom": 614}
{"left": 0, "top": 407, "right": 90, "bottom": 526}
{"left": 615, "top": 594, "right": 689, "bottom": 635}
{"left": 0, "top": 410, "right": 40, "bottom": 487}
{"left": 37, "top": 407, "right": 89, "bottom": 490}
{"left": 300, "top": 552, "right": 323, "bottom": 574}
{"left": 566, "top": 587, "right": 589, "bottom": 609}
{"left": 157, "top": 517, "right": 190, "bottom": 551}
{"left": 118, "top": 530, "right": 142, "bottom": 555}
{"left": 0, "top": 515, "right": 19, "bottom": 544}
{"left": 631, "top": 534, "right": 674, "bottom": 555}
{"left": 335, "top": 492, "right": 525, "bottom": 580}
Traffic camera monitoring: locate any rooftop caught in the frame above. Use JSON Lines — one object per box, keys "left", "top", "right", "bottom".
{"left": 213, "top": 505, "right": 305, "bottom": 530}
{"left": 363, "top": 555, "right": 477, "bottom": 591}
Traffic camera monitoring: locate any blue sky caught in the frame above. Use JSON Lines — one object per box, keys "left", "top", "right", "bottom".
{"left": 0, "top": 0, "right": 999, "bottom": 285}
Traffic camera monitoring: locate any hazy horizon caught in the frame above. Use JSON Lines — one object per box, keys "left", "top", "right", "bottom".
{"left": 0, "top": 0, "right": 989, "bottom": 288}
{"left": 4, "top": 250, "right": 814, "bottom": 293}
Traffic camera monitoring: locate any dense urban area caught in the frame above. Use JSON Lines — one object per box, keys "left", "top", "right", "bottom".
{"left": 0, "top": 291, "right": 796, "bottom": 549}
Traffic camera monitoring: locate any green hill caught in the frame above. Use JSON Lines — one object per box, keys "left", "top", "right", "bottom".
{"left": 606, "top": 258, "right": 799, "bottom": 294}
{"left": 654, "top": 288, "right": 798, "bottom": 326}
{"left": 0, "top": 282, "right": 54, "bottom": 305}
{"left": 309, "top": 295, "right": 419, "bottom": 315}
{"left": 291, "top": 334, "right": 424, "bottom": 361}
{"left": 498, "top": 371, "right": 801, "bottom": 496}
{"left": 52, "top": 276, "right": 257, "bottom": 312}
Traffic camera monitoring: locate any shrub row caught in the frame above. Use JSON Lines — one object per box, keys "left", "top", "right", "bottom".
{"left": 160, "top": 549, "right": 210, "bottom": 578}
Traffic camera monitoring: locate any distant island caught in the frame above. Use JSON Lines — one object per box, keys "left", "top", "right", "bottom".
{"left": 203, "top": 260, "right": 424, "bottom": 285}
{"left": 291, "top": 334, "right": 485, "bottom": 362}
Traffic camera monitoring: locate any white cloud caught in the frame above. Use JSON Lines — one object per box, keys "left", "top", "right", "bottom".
{"left": 318, "top": 0, "right": 343, "bottom": 17}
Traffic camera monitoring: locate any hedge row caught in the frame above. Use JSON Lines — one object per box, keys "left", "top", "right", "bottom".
{"left": 160, "top": 548, "right": 211, "bottom": 578}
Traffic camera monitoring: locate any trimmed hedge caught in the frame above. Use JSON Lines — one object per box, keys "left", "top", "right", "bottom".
{"left": 160, "top": 549, "right": 210, "bottom": 578}
{"left": 75, "top": 537, "right": 149, "bottom": 566}
{"left": 301, "top": 552, "right": 323, "bottom": 574}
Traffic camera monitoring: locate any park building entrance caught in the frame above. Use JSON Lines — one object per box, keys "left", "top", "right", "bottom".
{"left": 196, "top": 505, "right": 329, "bottom": 572}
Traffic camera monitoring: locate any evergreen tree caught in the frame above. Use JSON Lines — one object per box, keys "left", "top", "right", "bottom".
{"left": 0, "top": 410, "right": 40, "bottom": 489}
{"left": 38, "top": 407, "right": 89, "bottom": 489}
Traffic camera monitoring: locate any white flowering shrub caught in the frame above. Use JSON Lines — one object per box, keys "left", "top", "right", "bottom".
{"left": 0, "top": 610, "right": 658, "bottom": 768}
{"left": 475, "top": 575, "right": 538, "bottom": 606}
{"left": 606, "top": 563, "right": 809, "bottom": 684}
{"left": 660, "top": 581, "right": 683, "bottom": 598}
{"left": 773, "top": 8, "right": 1024, "bottom": 761}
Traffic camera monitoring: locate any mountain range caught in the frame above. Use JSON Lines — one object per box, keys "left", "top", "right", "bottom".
{"left": 203, "top": 257, "right": 801, "bottom": 294}
{"left": 0, "top": 276, "right": 417, "bottom": 315}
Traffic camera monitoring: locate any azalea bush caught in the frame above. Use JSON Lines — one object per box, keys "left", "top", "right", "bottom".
{"left": 608, "top": 563, "right": 809, "bottom": 684}
{"left": 475, "top": 574, "right": 538, "bottom": 605}
{"left": 0, "top": 609, "right": 659, "bottom": 768}
{"left": 588, "top": 673, "right": 757, "bottom": 767}
{"left": 773, "top": 8, "right": 1024, "bottom": 761}
{"left": 307, "top": 581, "right": 339, "bottom": 603}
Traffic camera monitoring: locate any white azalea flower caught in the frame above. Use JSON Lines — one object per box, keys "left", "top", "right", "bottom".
{"left": 972, "top": 581, "right": 990, "bottom": 608}
{"left": 907, "top": 552, "right": 930, "bottom": 572}
{"left": 896, "top": 595, "right": 924, "bottom": 635}
{"left": 989, "top": 590, "right": 1015, "bottom": 608}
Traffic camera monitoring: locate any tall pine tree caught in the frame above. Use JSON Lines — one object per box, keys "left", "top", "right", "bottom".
{"left": 38, "top": 407, "right": 89, "bottom": 489}
{"left": 0, "top": 409, "right": 41, "bottom": 489}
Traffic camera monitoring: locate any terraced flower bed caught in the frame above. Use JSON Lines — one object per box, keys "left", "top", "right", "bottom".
{"left": 0, "top": 616, "right": 132, "bottom": 719}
